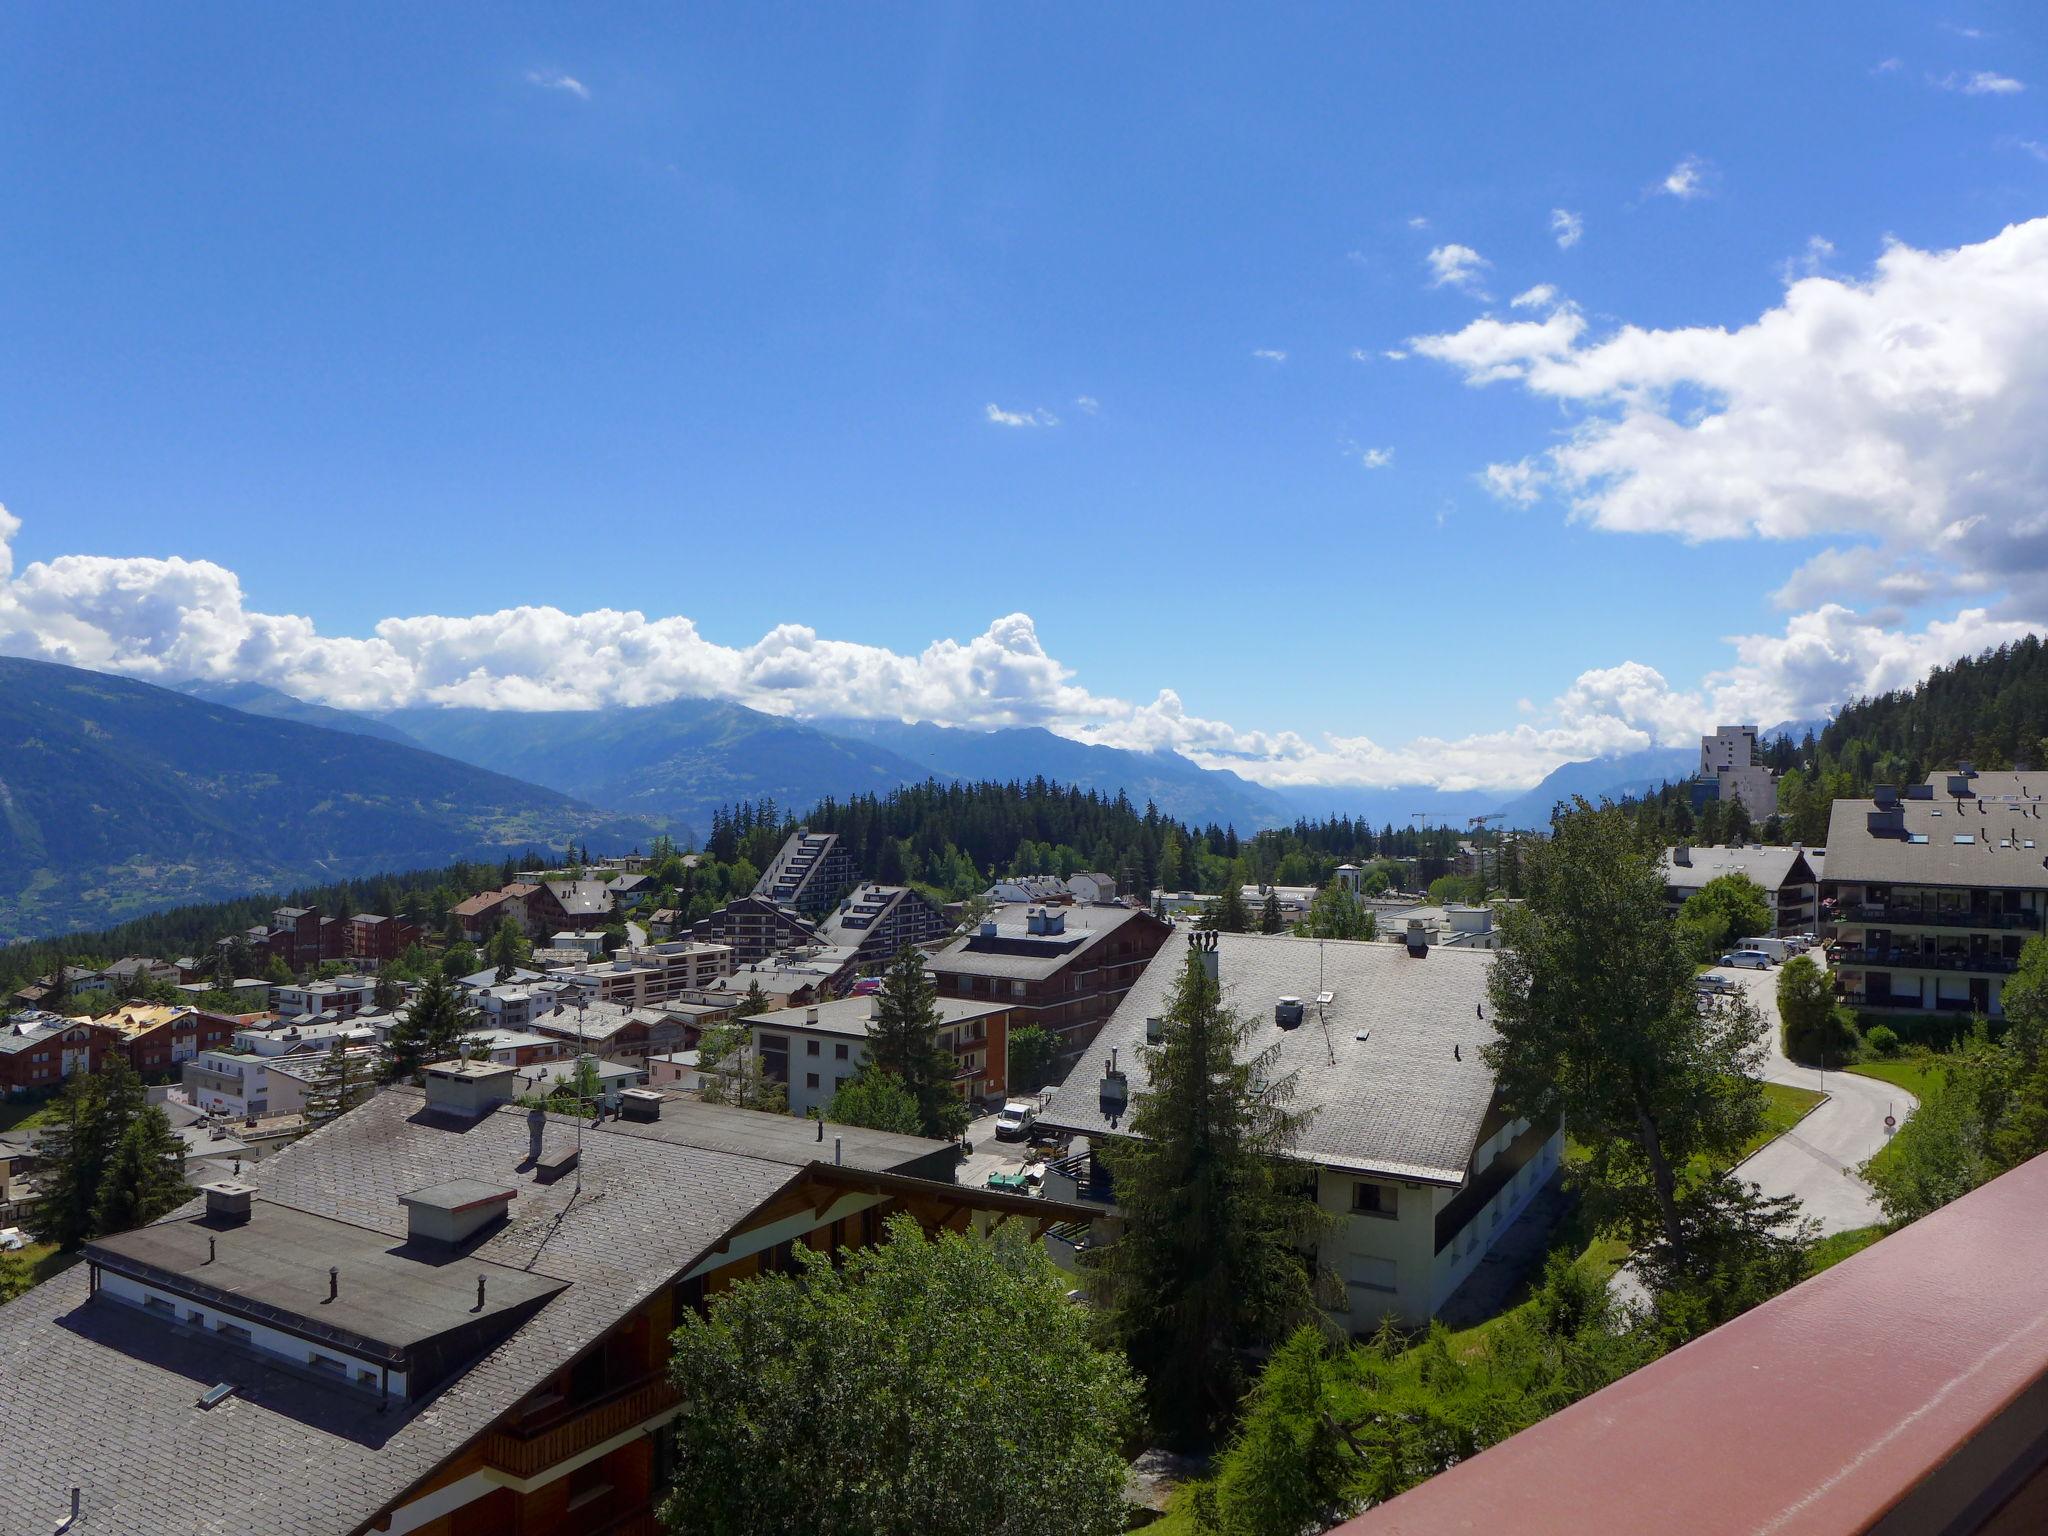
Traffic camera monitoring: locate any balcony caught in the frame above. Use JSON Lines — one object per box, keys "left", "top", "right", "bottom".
{"left": 1838, "top": 903, "right": 2041, "bottom": 932}
{"left": 1834, "top": 946, "right": 2019, "bottom": 975}
{"left": 1329, "top": 1152, "right": 2048, "bottom": 1536}
{"left": 480, "top": 1373, "right": 680, "bottom": 1479}
{"left": 1042, "top": 1150, "right": 1116, "bottom": 1208}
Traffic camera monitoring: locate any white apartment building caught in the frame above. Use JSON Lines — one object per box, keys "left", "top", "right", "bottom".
{"left": 1038, "top": 930, "right": 1561, "bottom": 1330}
{"left": 181, "top": 1049, "right": 271, "bottom": 1119}
{"left": 545, "top": 942, "right": 734, "bottom": 1009}
{"left": 1702, "top": 725, "right": 1779, "bottom": 821}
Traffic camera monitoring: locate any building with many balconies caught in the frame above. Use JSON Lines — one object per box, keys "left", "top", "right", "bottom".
{"left": 753, "top": 829, "right": 859, "bottom": 917}
{"left": 1660, "top": 843, "right": 1822, "bottom": 936}
{"left": 1823, "top": 769, "right": 2048, "bottom": 1018}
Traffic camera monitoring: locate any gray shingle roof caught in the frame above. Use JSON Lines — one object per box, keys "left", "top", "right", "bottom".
{"left": 1825, "top": 776, "right": 2048, "bottom": 889}
{"left": 929, "top": 903, "right": 1155, "bottom": 981}
{"left": 1037, "top": 932, "right": 1500, "bottom": 1186}
{"left": 1660, "top": 844, "right": 1817, "bottom": 893}
{"left": 0, "top": 1086, "right": 810, "bottom": 1535}
{"left": 749, "top": 995, "right": 1006, "bottom": 1040}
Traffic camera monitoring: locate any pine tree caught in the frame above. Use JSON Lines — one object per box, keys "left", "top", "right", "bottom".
{"left": 382, "top": 971, "right": 482, "bottom": 1084}
{"left": 90, "top": 1106, "right": 188, "bottom": 1236}
{"left": 1093, "top": 942, "right": 1330, "bottom": 1448}
{"left": 487, "top": 917, "right": 528, "bottom": 982}
{"left": 29, "top": 1055, "right": 149, "bottom": 1249}
{"left": 305, "top": 1038, "right": 376, "bottom": 1125}
{"left": 866, "top": 946, "right": 967, "bottom": 1139}
{"left": 1259, "top": 892, "right": 1285, "bottom": 934}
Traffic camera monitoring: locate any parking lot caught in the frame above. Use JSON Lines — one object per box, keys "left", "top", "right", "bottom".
{"left": 957, "top": 1091, "right": 1058, "bottom": 1189}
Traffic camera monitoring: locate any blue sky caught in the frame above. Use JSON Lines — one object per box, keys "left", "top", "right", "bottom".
{"left": 2, "top": 4, "right": 2046, "bottom": 790}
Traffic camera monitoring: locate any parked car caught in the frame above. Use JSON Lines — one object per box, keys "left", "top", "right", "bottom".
{"left": 1694, "top": 974, "right": 1737, "bottom": 996}
{"left": 1718, "top": 950, "right": 1772, "bottom": 970}
{"left": 994, "top": 1100, "right": 1038, "bottom": 1141}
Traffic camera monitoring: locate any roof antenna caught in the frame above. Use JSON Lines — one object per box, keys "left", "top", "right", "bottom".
{"left": 1454, "top": 1043, "right": 1462, "bottom": 1061}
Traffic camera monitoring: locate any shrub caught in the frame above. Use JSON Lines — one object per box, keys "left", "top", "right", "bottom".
{"left": 1865, "top": 1023, "right": 1900, "bottom": 1058}
{"left": 1785, "top": 1003, "right": 1860, "bottom": 1068}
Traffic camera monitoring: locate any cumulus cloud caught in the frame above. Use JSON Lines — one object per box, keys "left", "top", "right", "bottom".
{"left": 1355, "top": 447, "right": 1394, "bottom": 470}
{"left": 984, "top": 402, "right": 1057, "bottom": 427}
{"left": 525, "top": 70, "right": 590, "bottom": 100}
{"left": 1550, "top": 208, "right": 1583, "bottom": 249}
{"left": 0, "top": 506, "right": 2029, "bottom": 796}
{"left": 1511, "top": 284, "right": 1560, "bottom": 310}
{"left": 1657, "top": 155, "right": 1711, "bottom": 199}
{"left": 1425, "top": 243, "right": 1491, "bottom": 296}
{"left": 1407, "top": 215, "right": 1431, "bottom": 231}
{"left": 1073, "top": 395, "right": 1100, "bottom": 414}
{"left": 1251, "top": 348, "right": 1288, "bottom": 363}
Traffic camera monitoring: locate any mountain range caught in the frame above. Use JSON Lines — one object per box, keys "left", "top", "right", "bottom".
{"left": 0, "top": 658, "right": 664, "bottom": 942}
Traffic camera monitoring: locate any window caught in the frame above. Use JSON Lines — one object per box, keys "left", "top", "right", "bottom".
{"left": 358, "top": 1369, "right": 380, "bottom": 1388}
{"left": 834, "top": 1042, "right": 849, "bottom": 1060}
{"left": 805, "top": 1072, "right": 819, "bottom": 1090}
{"left": 1352, "top": 1181, "right": 1398, "bottom": 1218}
{"left": 186, "top": 1309, "right": 206, "bottom": 1325}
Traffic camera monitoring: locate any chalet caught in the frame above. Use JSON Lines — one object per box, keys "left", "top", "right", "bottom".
{"left": 0, "top": 1068, "right": 1090, "bottom": 1533}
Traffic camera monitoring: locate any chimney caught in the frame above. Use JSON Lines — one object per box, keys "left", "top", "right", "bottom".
{"left": 1405, "top": 919, "right": 1429, "bottom": 958}
{"left": 1189, "top": 927, "right": 1219, "bottom": 984}
{"left": 804, "top": 1005, "right": 819, "bottom": 1024}
{"left": 618, "top": 1087, "right": 663, "bottom": 1122}
{"left": 327, "top": 1266, "right": 339, "bottom": 1303}
{"left": 401, "top": 1181, "right": 516, "bottom": 1246}
{"left": 833, "top": 1135, "right": 843, "bottom": 1166}
{"left": 201, "top": 1179, "right": 254, "bottom": 1226}
{"left": 421, "top": 1060, "right": 520, "bottom": 1118}
{"left": 1673, "top": 844, "right": 1691, "bottom": 867}
{"left": 1274, "top": 996, "right": 1305, "bottom": 1029}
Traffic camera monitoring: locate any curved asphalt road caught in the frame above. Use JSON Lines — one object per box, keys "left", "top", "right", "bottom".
{"left": 1712, "top": 958, "right": 1915, "bottom": 1235}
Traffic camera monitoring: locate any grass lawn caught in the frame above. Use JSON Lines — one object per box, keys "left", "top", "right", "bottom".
{"left": 1805, "top": 1225, "right": 1886, "bottom": 1277}
{"left": 0, "top": 1099, "right": 60, "bottom": 1135}
{"left": 1747, "top": 1081, "right": 1827, "bottom": 1158}
{"left": 1845, "top": 1056, "right": 1949, "bottom": 1104}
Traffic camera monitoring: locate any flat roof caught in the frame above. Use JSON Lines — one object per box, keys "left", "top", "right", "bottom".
{"left": 749, "top": 995, "right": 1007, "bottom": 1039}
{"left": 596, "top": 1094, "right": 952, "bottom": 1174}
{"left": 85, "top": 1200, "right": 564, "bottom": 1356}
{"left": 1039, "top": 932, "right": 1502, "bottom": 1185}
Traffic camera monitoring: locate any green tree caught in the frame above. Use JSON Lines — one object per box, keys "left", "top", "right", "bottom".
{"left": 438, "top": 944, "right": 478, "bottom": 980}
{"left": 0, "top": 1247, "right": 31, "bottom": 1304}
{"left": 381, "top": 970, "right": 483, "bottom": 1084}
{"left": 696, "top": 1020, "right": 787, "bottom": 1113}
{"left": 372, "top": 972, "right": 406, "bottom": 1012}
{"left": 732, "top": 979, "right": 769, "bottom": 1020}
{"left": 825, "top": 1067, "right": 922, "bottom": 1135}
{"left": 89, "top": 1106, "right": 188, "bottom": 1236}
{"left": 1304, "top": 883, "right": 1375, "bottom": 941}
{"left": 660, "top": 1214, "right": 1138, "bottom": 1536}
{"left": 866, "top": 947, "right": 967, "bottom": 1140}
{"left": 304, "top": 1038, "right": 377, "bottom": 1126}
{"left": 1485, "top": 801, "right": 1769, "bottom": 1268}
{"left": 1006, "top": 1023, "right": 1058, "bottom": 1094}
{"left": 487, "top": 917, "right": 530, "bottom": 982}
{"left": 1203, "top": 885, "right": 1252, "bottom": 934}
{"left": 29, "top": 1055, "right": 148, "bottom": 1249}
{"left": 1777, "top": 955, "right": 1855, "bottom": 1066}
{"left": 1094, "top": 941, "right": 1331, "bottom": 1448}
{"left": 1676, "top": 874, "right": 1773, "bottom": 963}
{"left": 1259, "top": 892, "right": 1285, "bottom": 935}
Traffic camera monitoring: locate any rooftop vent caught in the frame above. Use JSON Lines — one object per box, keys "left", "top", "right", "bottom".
{"left": 979, "top": 919, "right": 998, "bottom": 938}
{"left": 1672, "top": 844, "right": 1692, "bottom": 867}
{"left": 201, "top": 1179, "right": 255, "bottom": 1226}
{"left": 1274, "top": 996, "right": 1305, "bottom": 1029}
{"left": 401, "top": 1180, "right": 516, "bottom": 1246}
{"left": 1405, "top": 919, "right": 1429, "bottom": 959}
{"left": 618, "top": 1087, "right": 663, "bottom": 1123}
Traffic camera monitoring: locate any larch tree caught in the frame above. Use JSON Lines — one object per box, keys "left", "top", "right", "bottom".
{"left": 865, "top": 946, "right": 967, "bottom": 1139}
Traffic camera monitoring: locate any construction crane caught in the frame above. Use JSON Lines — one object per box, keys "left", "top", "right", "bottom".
{"left": 1468, "top": 813, "right": 1505, "bottom": 832}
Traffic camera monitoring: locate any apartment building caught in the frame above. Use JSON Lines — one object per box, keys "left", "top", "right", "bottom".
{"left": 688, "top": 895, "right": 824, "bottom": 964}
{"left": 0, "top": 1066, "right": 1087, "bottom": 1534}
{"left": 544, "top": 941, "right": 734, "bottom": 1008}
{"left": 750, "top": 994, "right": 1015, "bottom": 1118}
{"left": 273, "top": 975, "right": 378, "bottom": 1021}
{"left": 817, "top": 884, "right": 955, "bottom": 967}
{"left": 1824, "top": 769, "right": 2048, "bottom": 1018}
{"left": 1660, "top": 843, "right": 1822, "bottom": 936}
{"left": 96, "top": 1004, "right": 242, "bottom": 1079}
{"left": 929, "top": 903, "right": 1173, "bottom": 1065}
{"left": 754, "top": 828, "right": 860, "bottom": 916}
{"left": 181, "top": 1048, "right": 272, "bottom": 1119}
{"left": 347, "top": 913, "right": 421, "bottom": 966}
{"left": 1700, "top": 724, "right": 1779, "bottom": 820}
{"left": 1038, "top": 930, "right": 1562, "bottom": 1330}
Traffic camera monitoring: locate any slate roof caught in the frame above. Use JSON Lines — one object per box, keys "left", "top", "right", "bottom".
{"left": 1037, "top": 932, "right": 1501, "bottom": 1186}
{"left": 750, "top": 995, "right": 1008, "bottom": 1040}
{"left": 1660, "top": 844, "right": 1818, "bottom": 894}
{"left": 0, "top": 1086, "right": 813, "bottom": 1536}
{"left": 544, "top": 879, "right": 615, "bottom": 917}
{"left": 1826, "top": 773, "right": 2048, "bottom": 889}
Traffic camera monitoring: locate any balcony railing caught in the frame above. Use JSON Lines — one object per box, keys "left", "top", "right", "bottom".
{"left": 1329, "top": 1151, "right": 2048, "bottom": 1536}
{"left": 1838, "top": 904, "right": 2041, "bottom": 931}
{"left": 480, "top": 1373, "right": 680, "bottom": 1479}
{"left": 1043, "top": 1150, "right": 1116, "bottom": 1207}
{"left": 1834, "top": 947, "right": 2019, "bottom": 975}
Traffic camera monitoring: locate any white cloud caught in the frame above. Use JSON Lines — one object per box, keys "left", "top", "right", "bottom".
{"left": 2012, "top": 138, "right": 2048, "bottom": 162}
{"left": 1381, "top": 348, "right": 1408, "bottom": 361}
{"left": 1425, "top": 243, "right": 1491, "bottom": 296}
{"left": 1780, "top": 235, "right": 1836, "bottom": 281}
{"left": 1407, "top": 215, "right": 1431, "bottom": 230}
{"left": 1408, "top": 299, "right": 1587, "bottom": 385}
{"left": 1656, "top": 155, "right": 1712, "bottom": 199}
{"left": 1873, "top": 57, "right": 1903, "bottom": 74}
{"left": 984, "top": 403, "right": 1058, "bottom": 428}
{"left": 1348, "top": 348, "right": 1371, "bottom": 364}
{"left": 525, "top": 70, "right": 591, "bottom": 100}
{"left": 0, "top": 506, "right": 2033, "bottom": 797}
{"left": 1074, "top": 395, "right": 1100, "bottom": 414}
{"left": 1938, "top": 69, "right": 2024, "bottom": 94}
{"left": 1355, "top": 447, "right": 1394, "bottom": 470}
{"left": 1550, "top": 208, "right": 1583, "bottom": 249}
{"left": 1251, "top": 348, "right": 1288, "bottom": 363}
{"left": 1511, "top": 284, "right": 1560, "bottom": 310}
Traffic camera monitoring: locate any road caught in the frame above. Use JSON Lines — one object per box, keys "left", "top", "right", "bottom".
{"left": 1713, "top": 958, "right": 1914, "bottom": 1235}
{"left": 1610, "top": 958, "right": 1915, "bottom": 1309}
